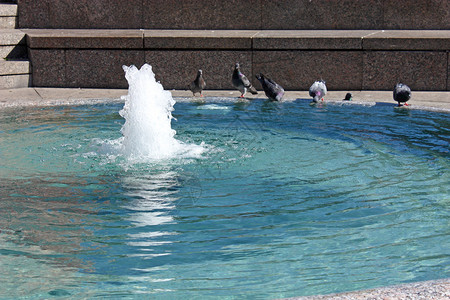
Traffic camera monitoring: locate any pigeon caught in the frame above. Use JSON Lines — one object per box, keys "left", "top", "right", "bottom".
{"left": 189, "top": 69, "right": 206, "bottom": 97}
{"left": 232, "top": 62, "right": 258, "bottom": 98}
{"left": 309, "top": 80, "right": 327, "bottom": 103}
{"left": 393, "top": 83, "right": 411, "bottom": 106}
{"left": 343, "top": 92, "right": 353, "bottom": 101}
{"left": 255, "top": 73, "right": 285, "bottom": 101}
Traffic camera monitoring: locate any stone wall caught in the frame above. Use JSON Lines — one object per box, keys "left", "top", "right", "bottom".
{"left": 24, "top": 30, "right": 450, "bottom": 91}
{"left": 18, "top": 0, "right": 449, "bottom": 30}
{"left": 16, "top": 0, "right": 450, "bottom": 91}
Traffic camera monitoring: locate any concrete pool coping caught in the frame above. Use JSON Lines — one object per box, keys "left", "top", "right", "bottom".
{"left": 286, "top": 278, "right": 450, "bottom": 300}
{"left": 0, "top": 88, "right": 449, "bottom": 112}
{"left": 0, "top": 87, "right": 449, "bottom": 299}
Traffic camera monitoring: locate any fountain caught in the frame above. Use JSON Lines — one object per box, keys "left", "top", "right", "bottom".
{"left": 118, "top": 64, "right": 204, "bottom": 161}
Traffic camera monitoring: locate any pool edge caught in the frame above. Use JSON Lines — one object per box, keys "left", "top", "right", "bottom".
{"left": 1, "top": 88, "right": 449, "bottom": 113}
{"left": 282, "top": 278, "right": 450, "bottom": 300}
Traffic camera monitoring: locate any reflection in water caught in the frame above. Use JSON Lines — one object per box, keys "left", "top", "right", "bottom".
{"left": 0, "top": 176, "right": 105, "bottom": 297}
{"left": 0, "top": 167, "right": 190, "bottom": 296}
{"left": 0, "top": 177, "right": 102, "bottom": 259}
{"left": 122, "top": 170, "right": 182, "bottom": 266}
{"left": 123, "top": 170, "right": 180, "bottom": 227}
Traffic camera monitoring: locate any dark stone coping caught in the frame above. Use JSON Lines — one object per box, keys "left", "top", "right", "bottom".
{"left": 23, "top": 29, "right": 450, "bottom": 51}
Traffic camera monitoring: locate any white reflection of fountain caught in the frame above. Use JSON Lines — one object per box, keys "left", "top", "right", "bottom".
{"left": 119, "top": 64, "right": 204, "bottom": 161}
{"left": 122, "top": 171, "right": 181, "bottom": 261}
{"left": 123, "top": 171, "right": 179, "bottom": 228}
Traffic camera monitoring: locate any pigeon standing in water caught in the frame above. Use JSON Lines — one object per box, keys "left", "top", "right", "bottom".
{"left": 189, "top": 69, "right": 206, "bottom": 97}
{"left": 232, "top": 63, "right": 258, "bottom": 98}
{"left": 393, "top": 83, "right": 411, "bottom": 106}
{"left": 255, "top": 73, "right": 285, "bottom": 101}
{"left": 309, "top": 80, "right": 327, "bottom": 103}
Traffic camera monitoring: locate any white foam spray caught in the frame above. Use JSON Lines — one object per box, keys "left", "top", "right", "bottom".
{"left": 118, "top": 64, "right": 204, "bottom": 161}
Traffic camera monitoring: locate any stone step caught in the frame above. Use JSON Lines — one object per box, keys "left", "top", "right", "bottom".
{"left": 0, "top": 3, "right": 17, "bottom": 29}
{"left": 0, "top": 3, "right": 17, "bottom": 15}
{"left": 0, "top": 27, "right": 30, "bottom": 89}
{"left": 0, "top": 60, "right": 30, "bottom": 89}
{"left": 0, "top": 60, "right": 30, "bottom": 75}
{"left": 0, "top": 29, "right": 24, "bottom": 45}
{"left": 0, "top": 2, "right": 29, "bottom": 89}
{"left": 0, "top": 29, "right": 26, "bottom": 59}
{"left": 0, "top": 74, "right": 30, "bottom": 89}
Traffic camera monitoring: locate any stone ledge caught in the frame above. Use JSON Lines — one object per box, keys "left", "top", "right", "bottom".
{"left": 1, "top": 88, "right": 449, "bottom": 112}
{"left": 143, "top": 30, "right": 257, "bottom": 50}
{"left": 23, "top": 29, "right": 144, "bottom": 49}
{"left": 252, "top": 30, "right": 374, "bottom": 50}
{"left": 363, "top": 30, "right": 450, "bottom": 50}
{"left": 23, "top": 29, "right": 450, "bottom": 51}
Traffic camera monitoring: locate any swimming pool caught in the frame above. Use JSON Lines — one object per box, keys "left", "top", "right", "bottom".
{"left": 0, "top": 97, "right": 449, "bottom": 298}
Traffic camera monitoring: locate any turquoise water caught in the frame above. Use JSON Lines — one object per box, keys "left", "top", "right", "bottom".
{"left": 0, "top": 99, "right": 448, "bottom": 299}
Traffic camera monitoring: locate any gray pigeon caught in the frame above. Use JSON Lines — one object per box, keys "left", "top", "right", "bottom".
{"left": 189, "top": 69, "right": 206, "bottom": 96}
{"left": 393, "top": 83, "right": 411, "bottom": 106}
{"left": 232, "top": 63, "right": 258, "bottom": 98}
{"left": 255, "top": 73, "right": 285, "bottom": 101}
{"left": 309, "top": 80, "right": 327, "bottom": 103}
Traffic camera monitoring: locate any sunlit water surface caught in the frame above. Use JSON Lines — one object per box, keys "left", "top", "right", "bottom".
{"left": 0, "top": 99, "right": 448, "bottom": 299}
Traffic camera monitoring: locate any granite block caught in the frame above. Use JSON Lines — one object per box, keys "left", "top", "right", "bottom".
{"left": 24, "top": 29, "right": 144, "bottom": 49}
{"left": 363, "top": 51, "right": 447, "bottom": 90}
{"left": 145, "top": 50, "right": 253, "bottom": 89}
{"left": 18, "top": 0, "right": 142, "bottom": 29}
{"left": 260, "top": 0, "right": 383, "bottom": 30}
{"left": 65, "top": 50, "right": 145, "bottom": 88}
{"left": 253, "top": 30, "right": 376, "bottom": 50}
{"left": 253, "top": 51, "right": 363, "bottom": 90}
{"left": 142, "top": 0, "right": 261, "bottom": 30}
{"left": 144, "top": 30, "right": 257, "bottom": 49}
{"left": 28, "top": 49, "right": 66, "bottom": 87}
{"left": 363, "top": 30, "right": 450, "bottom": 50}
{"left": 29, "top": 49, "right": 145, "bottom": 88}
{"left": 382, "top": 0, "right": 449, "bottom": 29}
